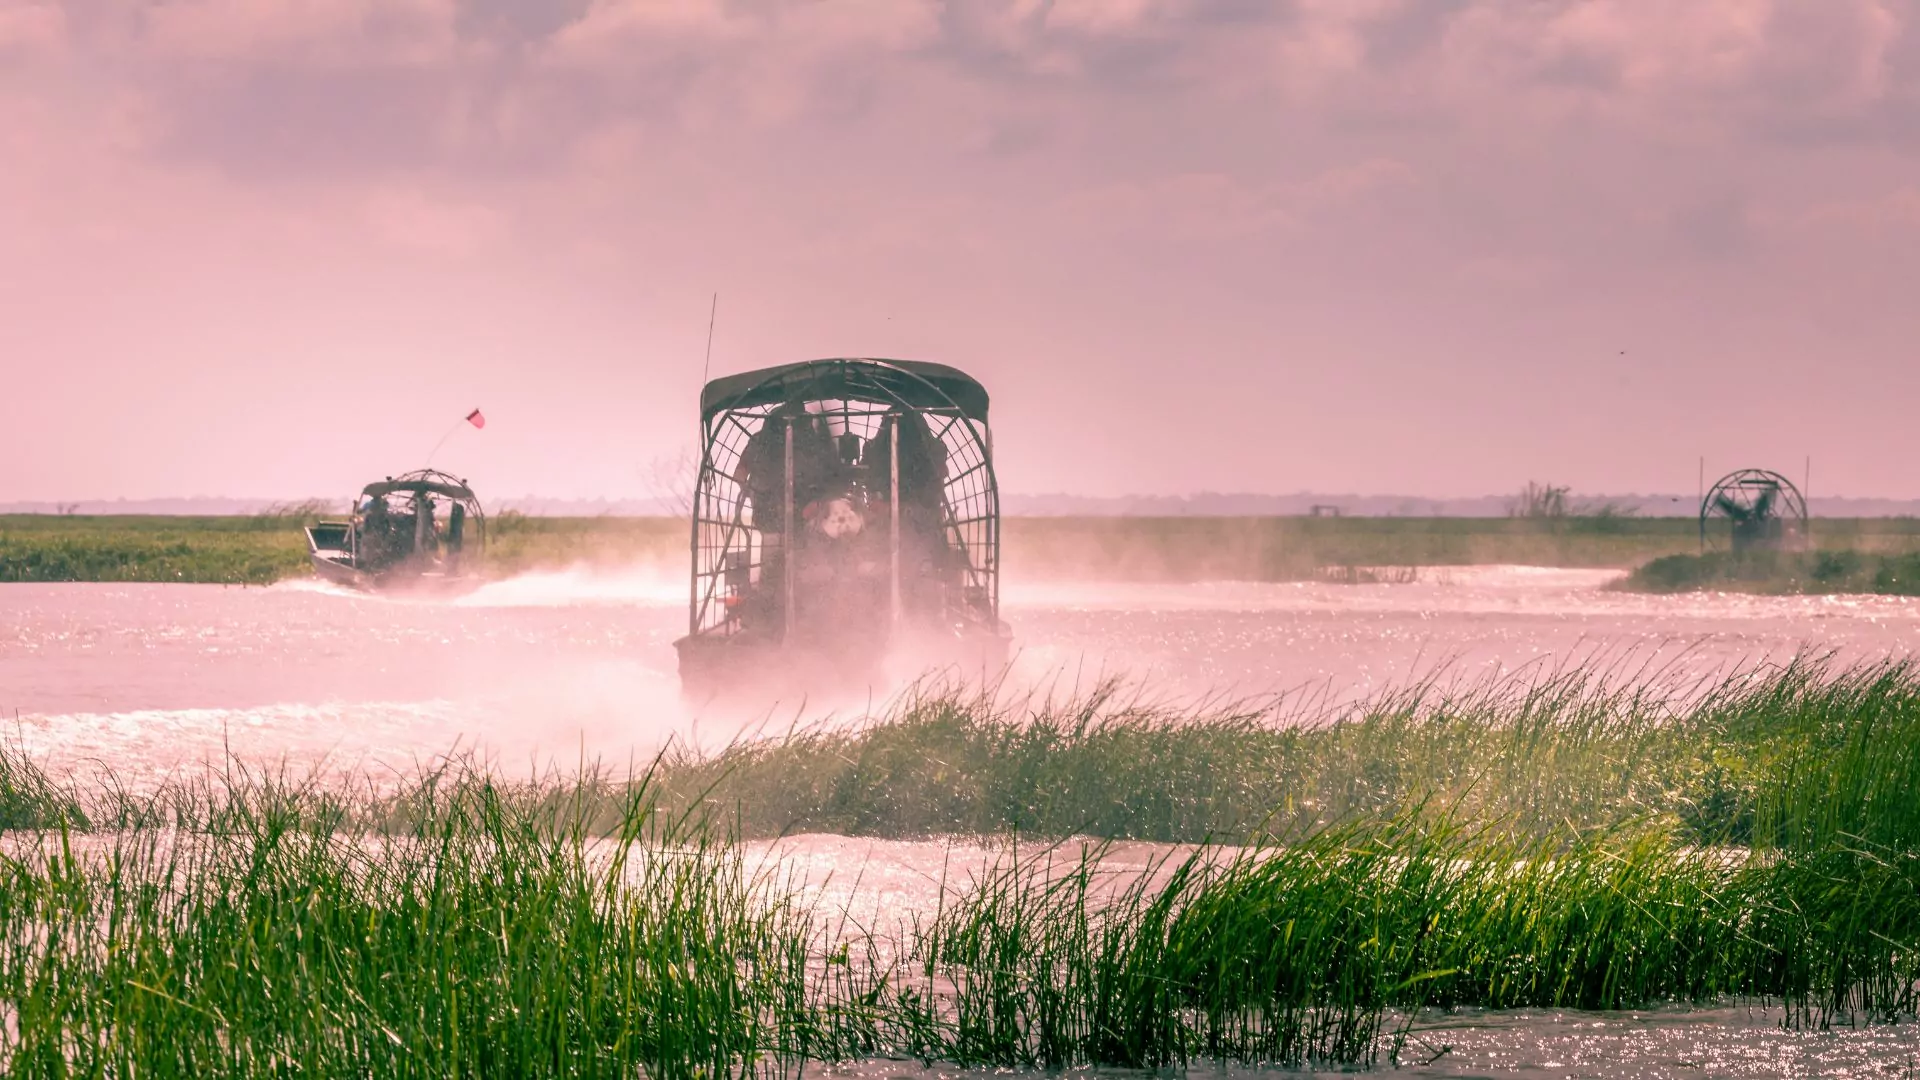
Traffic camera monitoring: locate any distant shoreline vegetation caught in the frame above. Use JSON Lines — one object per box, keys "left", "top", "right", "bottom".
{"left": 0, "top": 512, "right": 683, "bottom": 585}
{"left": 10, "top": 512, "right": 1920, "bottom": 585}
{"left": 22, "top": 492, "right": 1920, "bottom": 517}
{"left": 1619, "top": 549, "right": 1920, "bottom": 597}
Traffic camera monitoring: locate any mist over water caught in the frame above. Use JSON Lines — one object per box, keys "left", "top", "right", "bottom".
{"left": 9, "top": 565, "right": 1920, "bottom": 1075}
{"left": 6, "top": 563, "right": 1919, "bottom": 784}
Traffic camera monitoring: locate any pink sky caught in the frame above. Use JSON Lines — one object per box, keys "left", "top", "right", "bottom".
{"left": 3, "top": 0, "right": 1918, "bottom": 502}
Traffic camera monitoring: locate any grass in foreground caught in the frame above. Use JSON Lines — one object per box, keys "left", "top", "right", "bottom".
{"left": 636, "top": 654, "right": 1920, "bottom": 848}
{"left": 1622, "top": 549, "right": 1920, "bottom": 596}
{"left": 7, "top": 659, "right": 1920, "bottom": 1073}
{"left": 921, "top": 812, "right": 1920, "bottom": 1069}
{"left": 0, "top": 764, "right": 870, "bottom": 1077}
{"left": 0, "top": 736, "right": 86, "bottom": 830}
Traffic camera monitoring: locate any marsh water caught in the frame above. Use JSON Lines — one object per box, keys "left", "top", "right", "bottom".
{"left": 6, "top": 566, "right": 1920, "bottom": 1077}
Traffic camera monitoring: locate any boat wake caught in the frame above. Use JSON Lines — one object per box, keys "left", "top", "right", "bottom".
{"left": 271, "top": 564, "right": 685, "bottom": 608}
{"left": 454, "top": 565, "right": 685, "bottom": 608}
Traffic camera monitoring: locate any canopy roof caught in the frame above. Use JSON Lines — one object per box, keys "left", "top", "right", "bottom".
{"left": 360, "top": 468, "right": 478, "bottom": 502}
{"left": 700, "top": 358, "right": 989, "bottom": 424}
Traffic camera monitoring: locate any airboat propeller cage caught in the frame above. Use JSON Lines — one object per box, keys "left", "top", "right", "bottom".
{"left": 684, "top": 358, "right": 1001, "bottom": 648}
{"left": 361, "top": 474, "right": 479, "bottom": 504}
{"left": 304, "top": 467, "right": 487, "bottom": 593}
{"left": 360, "top": 468, "right": 487, "bottom": 551}
{"left": 1700, "top": 468, "right": 1807, "bottom": 553}
{"left": 700, "top": 359, "right": 990, "bottom": 426}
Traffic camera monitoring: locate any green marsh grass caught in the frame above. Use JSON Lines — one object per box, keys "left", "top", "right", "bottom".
{"left": 0, "top": 515, "right": 311, "bottom": 584}
{"left": 0, "top": 514, "right": 684, "bottom": 584}
{"left": 484, "top": 512, "right": 684, "bottom": 574}
{"left": 9, "top": 659, "right": 1920, "bottom": 1072}
{"left": 906, "top": 809, "right": 1920, "bottom": 1069}
{"left": 0, "top": 513, "right": 684, "bottom": 584}
{"left": 17, "top": 513, "right": 1920, "bottom": 583}
{"left": 1623, "top": 549, "right": 1920, "bottom": 596}
{"left": 0, "top": 758, "right": 891, "bottom": 1078}
{"left": 646, "top": 654, "right": 1882, "bottom": 846}
{"left": 0, "top": 736, "right": 87, "bottom": 830}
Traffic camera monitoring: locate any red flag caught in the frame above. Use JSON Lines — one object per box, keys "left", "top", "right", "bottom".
{"left": 465, "top": 409, "right": 486, "bottom": 430}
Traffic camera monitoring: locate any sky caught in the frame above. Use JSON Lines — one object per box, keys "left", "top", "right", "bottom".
{"left": 2, "top": 0, "right": 1919, "bottom": 502}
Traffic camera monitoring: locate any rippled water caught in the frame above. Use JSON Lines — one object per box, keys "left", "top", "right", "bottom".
{"left": 820, "top": 1010, "right": 1920, "bottom": 1078}
{"left": 759, "top": 834, "right": 1920, "bottom": 1079}
{"left": 5, "top": 565, "right": 1920, "bottom": 1075}
{"left": 7, "top": 564, "right": 1916, "bottom": 775}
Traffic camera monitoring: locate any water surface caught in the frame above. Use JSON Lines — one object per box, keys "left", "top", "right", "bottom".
{"left": 5, "top": 567, "right": 1919, "bottom": 1076}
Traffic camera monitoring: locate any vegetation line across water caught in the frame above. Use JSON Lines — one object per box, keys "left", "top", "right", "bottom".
{"left": 4, "top": 658, "right": 1920, "bottom": 1074}
{"left": 1621, "top": 549, "right": 1920, "bottom": 595}
{"left": 12, "top": 512, "right": 1920, "bottom": 585}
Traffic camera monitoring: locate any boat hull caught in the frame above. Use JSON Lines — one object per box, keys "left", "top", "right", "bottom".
{"left": 307, "top": 553, "right": 482, "bottom": 597}
{"left": 310, "top": 554, "right": 365, "bottom": 589}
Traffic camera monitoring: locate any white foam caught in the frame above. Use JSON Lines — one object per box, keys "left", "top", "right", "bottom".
{"left": 455, "top": 565, "right": 686, "bottom": 608}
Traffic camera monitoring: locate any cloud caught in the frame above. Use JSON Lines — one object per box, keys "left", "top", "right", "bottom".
{"left": 1298, "top": 157, "right": 1417, "bottom": 204}
{"left": 543, "top": 0, "right": 939, "bottom": 79}
{"left": 7, "top": 0, "right": 1908, "bottom": 299}
{"left": 0, "top": 1, "right": 63, "bottom": 56}
{"left": 1667, "top": 190, "right": 1760, "bottom": 259}
{"left": 1360, "top": 0, "right": 1468, "bottom": 69}
{"left": 8, "top": 1, "right": 1920, "bottom": 503}
{"left": 14, "top": 0, "right": 1911, "bottom": 187}
{"left": 1804, "top": 186, "right": 1920, "bottom": 231}
{"left": 1426, "top": 0, "right": 1907, "bottom": 139}
{"left": 362, "top": 186, "right": 505, "bottom": 255}
{"left": 137, "top": 0, "right": 462, "bottom": 66}
{"left": 1453, "top": 253, "right": 1564, "bottom": 291}
{"left": 1056, "top": 157, "right": 1418, "bottom": 240}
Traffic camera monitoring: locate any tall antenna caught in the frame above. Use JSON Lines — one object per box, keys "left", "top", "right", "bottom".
{"left": 425, "top": 416, "right": 465, "bottom": 467}
{"left": 701, "top": 292, "right": 718, "bottom": 386}
{"left": 1805, "top": 455, "right": 1812, "bottom": 547}
{"left": 689, "top": 293, "right": 718, "bottom": 524}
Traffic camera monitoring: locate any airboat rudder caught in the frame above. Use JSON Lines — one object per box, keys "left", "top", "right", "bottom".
{"left": 673, "top": 358, "right": 1011, "bottom": 699}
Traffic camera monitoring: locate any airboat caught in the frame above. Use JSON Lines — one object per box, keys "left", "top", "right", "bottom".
{"left": 673, "top": 358, "right": 1011, "bottom": 699}
{"left": 1700, "top": 468, "right": 1808, "bottom": 553}
{"left": 305, "top": 468, "right": 487, "bottom": 594}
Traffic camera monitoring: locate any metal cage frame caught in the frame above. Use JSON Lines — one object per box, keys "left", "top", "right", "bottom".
{"left": 1699, "top": 468, "right": 1807, "bottom": 553}
{"left": 351, "top": 467, "right": 487, "bottom": 567}
{"left": 684, "top": 358, "right": 1000, "bottom": 647}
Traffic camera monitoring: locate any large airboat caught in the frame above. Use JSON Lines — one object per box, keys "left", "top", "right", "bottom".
{"left": 305, "top": 468, "right": 486, "bottom": 594}
{"left": 673, "top": 359, "right": 1011, "bottom": 699}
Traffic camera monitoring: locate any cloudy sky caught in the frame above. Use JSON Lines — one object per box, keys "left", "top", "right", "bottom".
{"left": 2, "top": 0, "right": 1917, "bottom": 502}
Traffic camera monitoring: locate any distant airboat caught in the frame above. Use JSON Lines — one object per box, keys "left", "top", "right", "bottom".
{"left": 305, "top": 468, "right": 486, "bottom": 594}
{"left": 1700, "top": 468, "right": 1807, "bottom": 554}
{"left": 673, "top": 358, "right": 1011, "bottom": 699}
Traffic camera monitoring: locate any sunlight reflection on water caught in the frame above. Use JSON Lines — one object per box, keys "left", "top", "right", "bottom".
{"left": 4, "top": 565, "right": 1917, "bottom": 776}
{"left": 6, "top": 567, "right": 1920, "bottom": 1075}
